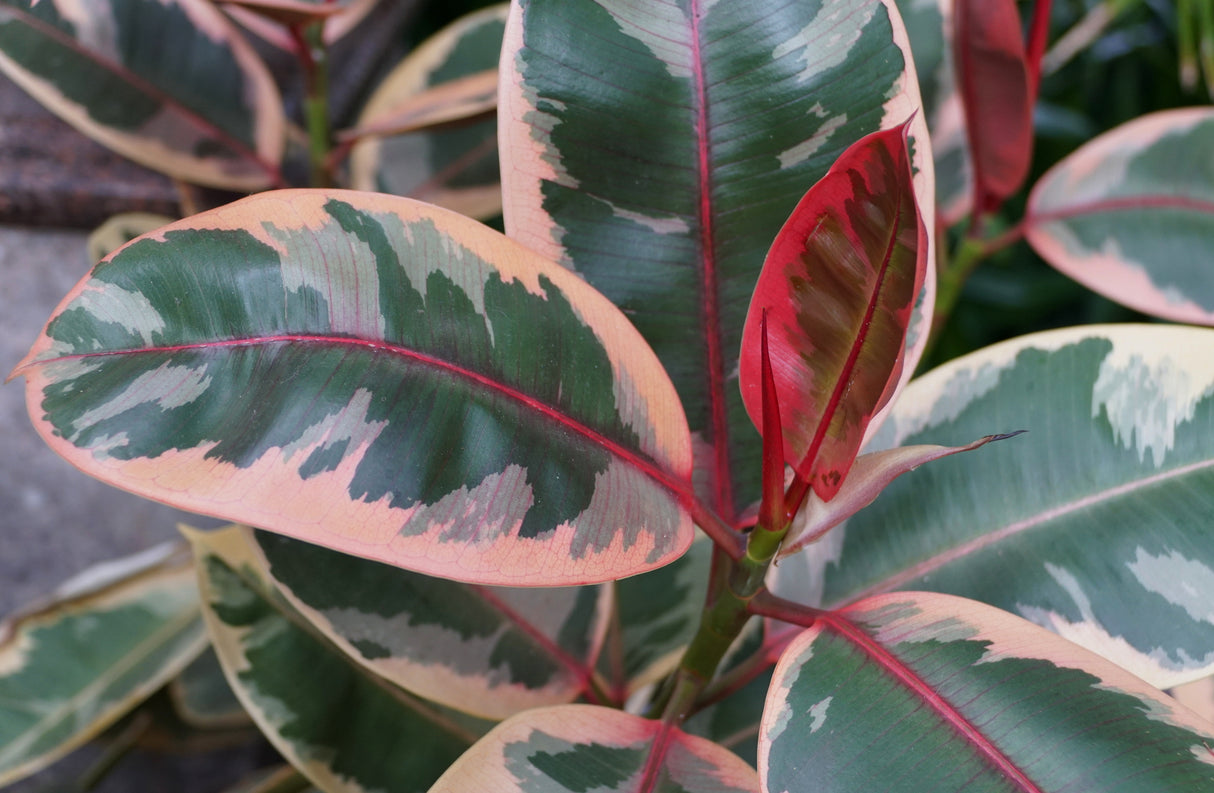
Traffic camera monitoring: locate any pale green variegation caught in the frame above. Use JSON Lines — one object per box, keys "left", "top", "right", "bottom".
{"left": 1027, "top": 108, "right": 1214, "bottom": 325}
{"left": 187, "top": 525, "right": 490, "bottom": 793}
{"left": 499, "top": 0, "right": 935, "bottom": 521}
{"left": 429, "top": 704, "right": 759, "bottom": 793}
{"left": 350, "top": 4, "right": 506, "bottom": 220}
{"left": 895, "top": 0, "right": 971, "bottom": 223}
{"left": 168, "top": 647, "right": 250, "bottom": 730}
{"left": 761, "top": 592, "right": 1214, "bottom": 792}
{"left": 783, "top": 324, "right": 1214, "bottom": 688}
{"left": 12, "top": 190, "right": 695, "bottom": 587}
{"left": 246, "top": 527, "right": 610, "bottom": 720}
{"left": 0, "top": 543, "right": 205, "bottom": 787}
{"left": 0, "top": 0, "right": 283, "bottom": 189}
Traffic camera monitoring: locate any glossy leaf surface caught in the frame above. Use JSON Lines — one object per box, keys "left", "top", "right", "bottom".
{"left": 249, "top": 527, "right": 609, "bottom": 720}
{"left": 740, "top": 123, "right": 927, "bottom": 501}
{"left": 350, "top": 5, "right": 505, "bottom": 220}
{"left": 168, "top": 648, "right": 250, "bottom": 729}
{"left": 1026, "top": 108, "right": 1214, "bottom": 325}
{"left": 13, "top": 190, "right": 694, "bottom": 586}
{"left": 761, "top": 592, "right": 1214, "bottom": 792}
{"left": 788, "top": 324, "right": 1214, "bottom": 688}
{"left": 187, "top": 525, "right": 485, "bottom": 793}
{"left": 954, "top": 0, "right": 1033, "bottom": 213}
{"left": 500, "top": 0, "right": 935, "bottom": 521}
{"left": 0, "top": 544, "right": 204, "bottom": 786}
{"left": 781, "top": 434, "right": 1018, "bottom": 557}
{"left": 0, "top": 0, "right": 283, "bottom": 189}
{"left": 430, "top": 704, "right": 759, "bottom": 793}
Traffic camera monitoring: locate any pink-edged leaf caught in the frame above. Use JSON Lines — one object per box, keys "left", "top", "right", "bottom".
{"left": 955, "top": 0, "right": 1034, "bottom": 214}
{"left": 10, "top": 189, "right": 695, "bottom": 587}
{"left": 760, "top": 592, "right": 1214, "bottom": 792}
{"left": 429, "top": 704, "right": 759, "bottom": 793}
{"left": 1025, "top": 108, "right": 1214, "bottom": 325}
{"left": 780, "top": 433, "right": 1023, "bottom": 558}
{"left": 499, "top": 0, "right": 936, "bottom": 523}
{"left": 1025, "top": 0, "right": 1053, "bottom": 92}
{"left": 739, "top": 122, "right": 928, "bottom": 503}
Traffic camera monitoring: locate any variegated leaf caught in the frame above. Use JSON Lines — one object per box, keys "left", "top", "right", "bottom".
{"left": 739, "top": 122, "right": 927, "bottom": 502}
{"left": 0, "top": 0, "right": 283, "bottom": 190}
{"left": 605, "top": 536, "right": 713, "bottom": 696}
{"left": 781, "top": 433, "right": 1019, "bottom": 557}
{"left": 429, "top": 704, "right": 759, "bottom": 793}
{"left": 349, "top": 5, "right": 505, "bottom": 220}
{"left": 500, "top": 0, "right": 935, "bottom": 521}
{"left": 895, "top": 0, "right": 971, "bottom": 223}
{"left": 1173, "top": 677, "right": 1214, "bottom": 725}
{"left": 761, "top": 592, "right": 1214, "bottom": 792}
{"left": 1026, "top": 108, "right": 1214, "bottom": 325}
{"left": 87, "top": 213, "right": 176, "bottom": 264}
{"left": 784, "top": 324, "right": 1214, "bottom": 689}
{"left": 12, "top": 190, "right": 694, "bottom": 586}
{"left": 186, "top": 525, "right": 487, "bottom": 793}
{"left": 168, "top": 647, "right": 251, "bottom": 729}
{"left": 0, "top": 543, "right": 205, "bottom": 787}
{"left": 247, "top": 527, "right": 610, "bottom": 720}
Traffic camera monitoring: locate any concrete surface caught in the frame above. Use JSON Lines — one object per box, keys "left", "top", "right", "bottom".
{"left": 1, "top": 226, "right": 224, "bottom": 621}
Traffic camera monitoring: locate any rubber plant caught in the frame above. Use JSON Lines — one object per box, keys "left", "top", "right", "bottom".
{"left": 5, "top": 0, "right": 1214, "bottom": 791}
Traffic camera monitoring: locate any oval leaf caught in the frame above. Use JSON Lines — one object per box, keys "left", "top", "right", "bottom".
{"left": 429, "top": 704, "right": 759, "bottom": 793}
{"left": 1026, "top": 108, "right": 1214, "bottom": 325}
{"left": 11, "top": 189, "right": 694, "bottom": 586}
{"left": 954, "top": 0, "right": 1033, "bottom": 213}
{"left": 349, "top": 4, "right": 506, "bottom": 220}
{"left": 761, "top": 592, "right": 1214, "bottom": 792}
{"left": 499, "top": 0, "right": 935, "bottom": 521}
{"left": 785, "top": 324, "right": 1214, "bottom": 688}
{"left": 0, "top": 0, "right": 283, "bottom": 189}
{"left": 739, "top": 122, "right": 927, "bottom": 501}
{"left": 186, "top": 524, "right": 486, "bottom": 793}
{"left": 0, "top": 544, "right": 204, "bottom": 787}
{"left": 250, "top": 527, "right": 610, "bottom": 720}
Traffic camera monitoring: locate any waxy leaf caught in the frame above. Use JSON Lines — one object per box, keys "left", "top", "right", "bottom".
{"left": 350, "top": 5, "right": 506, "bottom": 220}
{"left": 787, "top": 324, "right": 1214, "bottom": 688}
{"left": 12, "top": 190, "right": 694, "bottom": 586}
{"left": 761, "top": 592, "right": 1214, "bottom": 792}
{"left": 429, "top": 704, "right": 759, "bottom": 793}
{"left": 739, "top": 123, "right": 927, "bottom": 501}
{"left": 954, "top": 0, "right": 1033, "bottom": 214}
{"left": 187, "top": 525, "right": 486, "bottom": 793}
{"left": 248, "top": 527, "right": 610, "bottom": 720}
{"left": 0, "top": 543, "right": 205, "bottom": 786}
{"left": 1026, "top": 108, "right": 1214, "bottom": 325}
{"left": 168, "top": 648, "right": 250, "bottom": 729}
{"left": 1173, "top": 677, "right": 1214, "bottom": 725}
{"left": 500, "top": 0, "right": 935, "bottom": 521}
{"left": 0, "top": 0, "right": 283, "bottom": 190}
{"left": 781, "top": 434, "right": 1019, "bottom": 558}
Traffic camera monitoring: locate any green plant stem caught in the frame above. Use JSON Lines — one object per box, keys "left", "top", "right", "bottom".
{"left": 1199, "top": 0, "right": 1214, "bottom": 99}
{"left": 296, "top": 22, "right": 333, "bottom": 188}
{"left": 1180, "top": 0, "right": 1199, "bottom": 90}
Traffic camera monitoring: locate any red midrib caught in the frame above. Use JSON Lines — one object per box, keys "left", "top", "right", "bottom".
{"left": 689, "top": 0, "right": 734, "bottom": 520}
{"left": 822, "top": 613, "right": 1045, "bottom": 793}
{"left": 31, "top": 333, "right": 692, "bottom": 498}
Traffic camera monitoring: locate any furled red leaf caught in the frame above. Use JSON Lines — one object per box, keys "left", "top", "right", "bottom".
{"left": 429, "top": 704, "right": 759, "bottom": 793}
{"left": 11, "top": 190, "right": 694, "bottom": 587}
{"left": 954, "top": 0, "right": 1033, "bottom": 213}
{"left": 780, "top": 433, "right": 1021, "bottom": 557}
{"left": 499, "top": 0, "right": 936, "bottom": 522}
{"left": 0, "top": 0, "right": 283, "bottom": 190}
{"left": 739, "top": 123, "right": 928, "bottom": 502}
{"left": 760, "top": 592, "right": 1214, "bottom": 792}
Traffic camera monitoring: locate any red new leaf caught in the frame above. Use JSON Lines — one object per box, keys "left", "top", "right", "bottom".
{"left": 739, "top": 122, "right": 927, "bottom": 503}
{"left": 955, "top": 0, "right": 1034, "bottom": 215}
